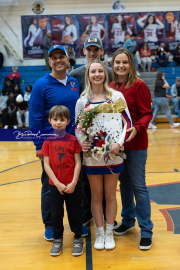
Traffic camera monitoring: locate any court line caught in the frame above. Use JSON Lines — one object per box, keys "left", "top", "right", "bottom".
{"left": 0, "top": 160, "right": 39, "bottom": 174}
{"left": 0, "top": 178, "right": 40, "bottom": 186}
{"left": 86, "top": 224, "right": 93, "bottom": 270}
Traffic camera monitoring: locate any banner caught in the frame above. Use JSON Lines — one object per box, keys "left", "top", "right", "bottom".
{"left": 21, "top": 11, "right": 180, "bottom": 59}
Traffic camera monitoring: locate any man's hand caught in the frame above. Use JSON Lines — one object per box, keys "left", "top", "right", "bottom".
{"left": 36, "top": 150, "right": 43, "bottom": 160}
{"left": 166, "top": 95, "right": 172, "bottom": 100}
{"left": 126, "top": 127, "right": 138, "bottom": 143}
{"left": 56, "top": 182, "right": 67, "bottom": 195}
{"left": 64, "top": 181, "right": 76, "bottom": 194}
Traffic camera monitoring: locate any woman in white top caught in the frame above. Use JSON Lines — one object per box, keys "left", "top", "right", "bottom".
{"left": 24, "top": 18, "right": 42, "bottom": 47}
{"left": 75, "top": 59, "right": 132, "bottom": 251}
{"left": 170, "top": 15, "right": 180, "bottom": 41}
{"left": 57, "top": 16, "right": 77, "bottom": 44}
{"left": 137, "top": 14, "right": 164, "bottom": 43}
{"left": 111, "top": 14, "right": 132, "bottom": 45}
{"left": 83, "top": 16, "right": 106, "bottom": 40}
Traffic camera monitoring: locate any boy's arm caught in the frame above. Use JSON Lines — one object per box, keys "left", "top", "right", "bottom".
{"left": 65, "top": 152, "right": 81, "bottom": 194}
{"left": 43, "top": 155, "right": 66, "bottom": 195}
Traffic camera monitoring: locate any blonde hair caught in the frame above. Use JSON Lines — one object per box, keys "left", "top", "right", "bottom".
{"left": 81, "top": 59, "right": 112, "bottom": 100}
{"left": 111, "top": 48, "right": 138, "bottom": 89}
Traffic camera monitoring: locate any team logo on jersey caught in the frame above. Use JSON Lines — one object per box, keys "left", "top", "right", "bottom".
{"left": 32, "top": 1, "right": 45, "bottom": 15}
{"left": 70, "top": 81, "right": 75, "bottom": 88}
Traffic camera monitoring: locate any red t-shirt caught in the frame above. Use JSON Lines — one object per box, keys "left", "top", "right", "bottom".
{"left": 41, "top": 133, "right": 82, "bottom": 186}
{"left": 109, "top": 79, "right": 152, "bottom": 150}
{"left": 7, "top": 72, "right": 20, "bottom": 81}
{"left": 140, "top": 48, "right": 151, "bottom": 58}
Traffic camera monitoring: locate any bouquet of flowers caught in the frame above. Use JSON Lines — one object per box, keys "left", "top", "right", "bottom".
{"left": 76, "top": 97, "right": 127, "bottom": 158}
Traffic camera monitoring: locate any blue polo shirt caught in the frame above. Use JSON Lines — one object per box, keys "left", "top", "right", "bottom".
{"left": 29, "top": 73, "right": 80, "bottom": 150}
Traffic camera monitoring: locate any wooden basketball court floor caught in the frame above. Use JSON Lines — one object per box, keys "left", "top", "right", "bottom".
{"left": 1, "top": 123, "right": 180, "bottom": 270}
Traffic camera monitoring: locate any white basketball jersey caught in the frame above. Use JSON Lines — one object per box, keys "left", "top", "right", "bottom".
{"left": 174, "top": 21, "right": 180, "bottom": 41}
{"left": 86, "top": 24, "right": 103, "bottom": 38}
{"left": 144, "top": 24, "right": 158, "bottom": 42}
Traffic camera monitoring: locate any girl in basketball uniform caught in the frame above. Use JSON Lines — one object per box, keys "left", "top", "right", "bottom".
{"left": 61, "top": 16, "right": 77, "bottom": 44}
{"left": 111, "top": 14, "right": 132, "bottom": 45}
{"left": 83, "top": 16, "right": 106, "bottom": 40}
{"left": 24, "top": 18, "right": 43, "bottom": 47}
{"left": 137, "top": 14, "right": 164, "bottom": 43}
{"left": 170, "top": 14, "right": 180, "bottom": 41}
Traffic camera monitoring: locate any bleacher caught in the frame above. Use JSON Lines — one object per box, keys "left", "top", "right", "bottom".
{"left": 0, "top": 66, "right": 50, "bottom": 93}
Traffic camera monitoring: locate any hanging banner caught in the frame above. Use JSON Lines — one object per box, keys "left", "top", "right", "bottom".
{"left": 21, "top": 10, "right": 180, "bottom": 60}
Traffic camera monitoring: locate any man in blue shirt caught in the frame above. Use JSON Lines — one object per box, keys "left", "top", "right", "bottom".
{"left": 29, "top": 45, "right": 80, "bottom": 241}
{"left": 123, "top": 33, "right": 140, "bottom": 76}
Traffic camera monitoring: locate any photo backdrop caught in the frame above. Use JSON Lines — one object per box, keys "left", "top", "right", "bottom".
{"left": 21, "top": 11, "right": 180, "bottom": 59}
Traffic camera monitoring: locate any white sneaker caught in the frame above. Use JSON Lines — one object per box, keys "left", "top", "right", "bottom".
{"left": 170, "top": 123, "right": 180, "bottom": 129}
{"left": 137, "top": 71, "right": 141, "bottom": 76}
{"left": 4, "top": 125, "right": 8, "bottom": 129}
{"left": 104, "top": 232, "right": 115, "bottom": 250}
{"left": 94, "top": 234, "right": 104, "bottom": 250}
{"left": 13, "top": 125, "right": 18, "bottom": 129}
{"left": 148, "top": 123, "right": 157, "bottom": 129}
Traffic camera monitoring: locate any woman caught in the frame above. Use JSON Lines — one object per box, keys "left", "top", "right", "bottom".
{"left": 75, "top": 59, "right": 132, "bottom": 250}
{"left": 171, "top": 14, "right": 180, "bottom": 41}
{"left": 24, "top": 18, "right": 42, "bottom": 47}
{"left": 109, "top": 48, "right": 153, "bottom": 250}
{"left": 24, "top": 85, "right": 32, "bottom": 103}
{"left": 137, "top": 14, "right": 164, "bottom": 43}
{"left": 111, "top": 14, "right": 132, "bottom": 45}
{"left": 61, "top": 16, "right": 77, "bottom": 44}
{"left": 83, "top": 16, "right": 106, "bottom": 40}
{"left": 140, "top": 43, "right": 152, "bottom": 72}
{"left": 149, "top": 72, "right": 180, "bottom": 129}
{"left": 173, "top": 43, "right": 180, "bottom": 66}
{"left": 13, "top": 84, "right": 23, "bottom": 99}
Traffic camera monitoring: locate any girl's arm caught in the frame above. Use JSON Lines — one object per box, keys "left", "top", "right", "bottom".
{"left": 162, "top": 79, "right": 170, "bottom": 89}
{"left": 44, "top": 155, "right": 66, "bottom": 195}
{"left": 65, "top": 152, "right": 81, "bottom": 194}
{"left": 127, "top": 26, "right": 132, "bottom": 35}
{"left": 111, "top": 23, "right": 115, "bottom": 33}
{"left": 171, "top": 21, "right": 175, "bottom": 33}
{"left": 101, "top": 26, "right": 106, "bottom": 40}
{"left": 156, "top": 18, "right": 164, "bottom": 29}
{"left": 137, "top": 16, "right": 146, "bottom": 28}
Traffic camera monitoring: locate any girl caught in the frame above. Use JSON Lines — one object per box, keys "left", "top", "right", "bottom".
{"left": 24, "top": 85, "right": 32, "bottom": 103}
{"left": 83, "top": 16, "right": 106, "bottom": 40}
{"left": 24, "top": 18, "right": 42, "bottom": 47}
{"left": 173, "top": 43, "right": 180, "bottom": 66}
{"left": 171, "top": 14, "right": 180, "bottom": 41}
{"left": 62, "top": 16, "right": 77, "bottom": 44}
{"left": 137, "top": 14, "right": 164, "bottom": 43}
{"left": 75, "top": 59, "right": 131, "bottom": 250}
{"left": 13, "top": 84, "right": 23, "bottom": 99}
{"left": 149, "top": 71, "right": 180, "bottom": 129}
{"left": 140, "top": 43, "right": 152, "bottom": 72}
{"left": 111, "top": 14, "right": 132, "bottom": 45}
{"left": 109, "top": 48, "right": 153, "bottom": 250}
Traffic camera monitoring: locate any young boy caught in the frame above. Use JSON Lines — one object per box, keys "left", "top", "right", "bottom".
{"left": 41, "top": 105, "right": 83, "bottom": 257}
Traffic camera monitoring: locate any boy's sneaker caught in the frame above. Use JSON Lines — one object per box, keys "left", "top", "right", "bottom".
{"left": 139, "top": 238, "right": 152, "bottom": 250}
{"left": 18, "top": 125, "right": 23, "bottom": 128}
{"left": 94, "top": 234, "right": 104, "bottom": 250}
{"left": 82, "top": 215, "right": 93, "bottom": 227}
{"left": 170, "top": 123, "right": 180, "bottom": 129}
{"left": 148, "top": 123, "right": 157, "bottom": 129}
{"left": 81, "top": 225, "right": 88, "bottom": 237}
{"left": 50, "top": 239, "right": 63, "bottom": 256}
{"left": 13, "top": 125, "right": 17, "bottom": 129}
{"left": 44, "top": 227, "right": 54, "bottom": 241}
{"left": 4, "top": 125, "right": 8, "bottom": 129}
{"left": 72, "top": 238, "right": 84, "bottom": 256}
{"left": 114, "top": 224, "right": 135, "bottom": 235}
{"left": 104, "top": 232, "right": 115, "bottom": 250}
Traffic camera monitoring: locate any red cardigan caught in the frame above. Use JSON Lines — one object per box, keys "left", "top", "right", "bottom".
{"left": 109, "top": 78, "right": 152, "bottom": 150}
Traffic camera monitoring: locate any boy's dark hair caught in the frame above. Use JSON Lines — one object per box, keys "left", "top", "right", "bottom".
{"left": 49, "top": 105, "right": 70, "bottom": 120}
{"left": 8, "top": 91, "right": 14, "bottom": 95}
{"left": 130, "top": 33, "right": 137, "bottom": 37}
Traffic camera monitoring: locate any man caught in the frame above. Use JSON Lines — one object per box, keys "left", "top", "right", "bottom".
{"left": 70, "top": 36, "right": 112, "bottom": 95}
{"left": 43, "top": 30, "right": 53, "bottom": 71}
{"left": 171, "top": 77, "right": 180, "bottom": 114}
{"left": 155, "top": 42, "right": 170, "bottom": 67}
{"left": 123, "top": 33, "right": 140, "bottom": 76}
{"left": 29, "top": 45, "right": 80, "bottom": 241}
{"left": 70, "top": 36, "right": 118, "bottom": 229}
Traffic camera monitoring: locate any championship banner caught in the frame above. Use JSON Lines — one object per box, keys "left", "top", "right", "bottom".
{"left": 21, "top": 11, "right": 180, "bottom": 60}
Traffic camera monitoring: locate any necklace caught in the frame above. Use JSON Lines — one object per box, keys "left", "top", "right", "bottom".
{"left": 115, "top": 80, "right": 127, "bottom": 92}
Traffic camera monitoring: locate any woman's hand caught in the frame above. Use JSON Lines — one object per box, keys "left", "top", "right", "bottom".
{"left": 110, "top": 143, "right": 121, "bottom": 155}
{"left": 126, "top": 127, "right": 138, "bottom": 143}
{"left": 81, "top": 141, "right": 91, "bottom": 152}
{"left": 166, "top": 94, "right": 172, "bottom": 100}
